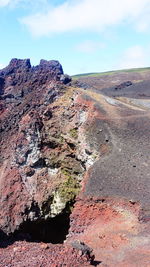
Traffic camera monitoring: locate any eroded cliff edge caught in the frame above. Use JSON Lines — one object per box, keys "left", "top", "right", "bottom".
{"left": 0, "top": 59, "right": 150, "bottom": 266}
{"left": 0, "top": 58, "right": 99, "bottom": 236}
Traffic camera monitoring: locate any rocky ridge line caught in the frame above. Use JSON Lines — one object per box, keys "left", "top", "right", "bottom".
{"left": 0, "top": 59, "right": 99, "bottom": 238}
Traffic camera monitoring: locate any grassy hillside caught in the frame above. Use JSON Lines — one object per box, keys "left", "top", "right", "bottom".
{"left": 72, "top": 67, "right": 150, "bottom": 79}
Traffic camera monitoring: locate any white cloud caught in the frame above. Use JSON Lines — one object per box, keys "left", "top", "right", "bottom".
{"left": 76, "top": 40, "right": 105, "bottom": 53}
{"left": 20, "top": 0, "right": 150, "bottom": 37}
{"left": 136, "top": 11, "right": 150, "bottom": 33}
{"left": 117, "top": 45, "right": 150, "bottom": 69}
{"left": 0, "top": 0, "right": 11, "bottom": 7}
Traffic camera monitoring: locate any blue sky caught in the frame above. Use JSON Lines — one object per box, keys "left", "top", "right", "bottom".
{"left": 1, "top": 0, "right": 150, "bottom": 75}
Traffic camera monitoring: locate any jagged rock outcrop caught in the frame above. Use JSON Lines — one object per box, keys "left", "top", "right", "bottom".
{"left": 0, "top": 58, "right": 66, "bottom": 102}
{"left": 0, "top": 59, "right": 98, "bottom": 236}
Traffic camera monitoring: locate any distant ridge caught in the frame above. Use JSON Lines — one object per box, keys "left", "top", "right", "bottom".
{"left": 72, "top": 66, "right": 150, "bottom": 78}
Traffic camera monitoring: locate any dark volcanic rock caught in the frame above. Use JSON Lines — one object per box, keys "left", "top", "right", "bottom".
{"left": 0, "top": 58, "right": 31, "bottom": 77}
{"left": 0, "top": 58, "right": 64, "bottom": 97}
{"left": 39, "top": 59, "right": 63, "bottom": 73}
{"left": 0, "top": 58, "right": 98, "bottom": 237}
{"left": 60, "top": 74, "right": 72, "bottom": 84}
{"left": 0, "top": 77, "right": 4, "bottom": 95}
{"left": 114, "top": 80, "right": 132, "bottom": 90}
{"left": 0, "top": 58, "right": 67, "bottom": 234}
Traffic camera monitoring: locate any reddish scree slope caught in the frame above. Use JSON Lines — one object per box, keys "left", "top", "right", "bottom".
{"left": 0, "top": 60, "right": 150, "bottom": 266}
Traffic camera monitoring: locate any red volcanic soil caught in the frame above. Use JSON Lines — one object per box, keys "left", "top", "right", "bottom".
{"left": 69, "top": 197, "right": 150, "bottom": 266}
{"left": 0, "top": 241, "right": 93, "bottom": 267}
{"left": 0, "top": 61, "right": 150, "bottom": 266}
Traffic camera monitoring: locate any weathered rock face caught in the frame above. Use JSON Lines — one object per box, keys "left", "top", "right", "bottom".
{"left": 0, "top": 59, "right": 98, "bottom": 236}
{"left": 0, "top": 58, "right": 65, "bottom": 101}
{"left": 0, "top": 77, "right": 4, "bottom": 95}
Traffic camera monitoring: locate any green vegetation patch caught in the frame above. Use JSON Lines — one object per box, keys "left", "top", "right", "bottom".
{"left": 69, "top": 128, "right": 78, "bottom": 139}
{"left": 58, "top": 175, "right": 80, "bottom": 204}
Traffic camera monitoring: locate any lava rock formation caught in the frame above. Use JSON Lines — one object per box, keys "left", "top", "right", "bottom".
{"left": 0, "top": 59, "right": 150, "bottom": 266}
